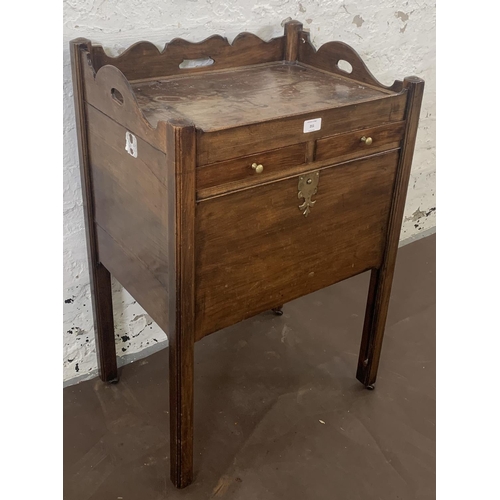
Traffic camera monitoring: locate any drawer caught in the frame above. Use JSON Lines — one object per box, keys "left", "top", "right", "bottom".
{"left": 195, "top": 149, "right": 400, "bottom": 339}
{"left": 197, "top": 93, "right": 408, "bottom": 164}
{"left": 197, "top": 143, "right": 308, "bottom": 199}
{"left": 315, "top": 121, "right": 405, "bottom": 163}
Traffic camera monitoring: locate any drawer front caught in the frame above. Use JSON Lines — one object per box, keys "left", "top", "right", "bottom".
{"left": 195, "top": 150, "right": 399, "bottom": 339}
{"left": 315, "top": 121, "right": 405, "bottom": 163}
{"left": 197, "top": 143, "right": 307, "bottom": 199}
{"left": 197, "top": 93, "right": 408, "bottom": 164}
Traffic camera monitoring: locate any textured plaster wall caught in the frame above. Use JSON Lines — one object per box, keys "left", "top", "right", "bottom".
{"left": 63, "top": 0, "right": 436, "bottom": 383}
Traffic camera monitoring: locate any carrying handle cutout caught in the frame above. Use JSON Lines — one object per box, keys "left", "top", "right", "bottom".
{"left": 337, "top": 60, "right": 353, "bottom": 74}
{"left": 179, "top": 57, "right": 215, "bottom": 69}
{"left": 111, "top": 88, "right": 124, "bottom": 105}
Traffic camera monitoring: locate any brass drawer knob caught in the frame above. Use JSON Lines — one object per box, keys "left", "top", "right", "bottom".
{"left": 360, "top": 136, "right": 373, "bottom": 146}
{"left": 252, "top": 162, "right": 264, "bottom": 174}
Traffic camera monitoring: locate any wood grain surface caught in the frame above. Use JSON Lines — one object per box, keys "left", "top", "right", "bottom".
{"left": 165, "top": 122, "right": 197, "bottom": 489}
{"left": 82, "top": 48, "right": 168, "bottom": 152}
{"left": 132, "top": 62, "right": 396, "bottom": 132}
{"left": 91, "top": 32, "right": 286, "bottom": 81}
{"left": 196, "top": 91, "right": 407, "bottom": 164}
{"left": 195, "top": 150, "right": 400, "bottom": 339}
{"left": 197, "top": 143, "right": 307, "bottom": 198}
{"left": 315, "top": 121, "right": 405, "bottom": 162}
{"left": 96, "top": 226, "right": 170, "bottom": 331}
{"left": 87, "top": 105, "right": 169, "bottom": 290}
{"left": 356, "top": 77, "right": 425, "bottom": 388}
{"left": 298, "top": 31, "right": 404, "bottom": 92}
{"left": 70, "top": 39, "right": 118, "bottom": 383}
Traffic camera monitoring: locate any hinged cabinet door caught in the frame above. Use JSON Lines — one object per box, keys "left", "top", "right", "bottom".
{"left": 195, "top": 150, "right": 399, "bottom": 339}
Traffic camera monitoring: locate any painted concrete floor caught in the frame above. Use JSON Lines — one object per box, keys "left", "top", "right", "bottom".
{"left": 64, "top": 234, "right": 435, "bottom": 500}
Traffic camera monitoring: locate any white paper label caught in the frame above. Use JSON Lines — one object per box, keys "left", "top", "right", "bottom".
{"left": 303, "top": 118, "right": 322, "bottom": 133}
{"left": 125, "top": 131, "right": 138, "bottom": 158}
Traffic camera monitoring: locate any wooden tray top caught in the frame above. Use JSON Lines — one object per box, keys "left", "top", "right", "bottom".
{"left": 131, "top": 62, "right": 396, "bottom": 131}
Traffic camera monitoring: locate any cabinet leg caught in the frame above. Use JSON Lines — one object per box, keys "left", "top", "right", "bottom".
{"left": 169, "top": 335, "right": 194, "bottom": 488}
{"left": 357, "top": 77, "right": 425, "bottom": 389}
{"left": 71, "top": 40, "right": 117, "bottom": 384}
{"left": 356, "top": 268, "right": 393, "bottom": 388}
{"left": 91, "top": 263, "right": 118, "bottom": 383}
{"left": 271, "top": 304, "right": 284, "bottom": 316}
{"left": 166, "top": 120, "right": 196, "bottom": 488}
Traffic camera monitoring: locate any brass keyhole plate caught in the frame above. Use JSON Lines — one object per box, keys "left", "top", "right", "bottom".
{"left": 298, "top": 171, "right": 320, "bottom": 217}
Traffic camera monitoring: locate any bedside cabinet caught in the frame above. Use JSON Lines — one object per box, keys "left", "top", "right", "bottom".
{"left": 70, "top": 19, "right": 424, "bottom": 488}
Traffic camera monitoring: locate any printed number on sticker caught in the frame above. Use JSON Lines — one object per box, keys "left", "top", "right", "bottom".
{"left": 303, "top": 118, "right": 322, "bottom": 133}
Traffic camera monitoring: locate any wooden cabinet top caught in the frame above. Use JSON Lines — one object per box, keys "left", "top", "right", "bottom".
{"left": 74, "top": 20, "right": 413, "bottom": 155}
{"left": 131, "top": 62, "right": 396, "bottom": 131}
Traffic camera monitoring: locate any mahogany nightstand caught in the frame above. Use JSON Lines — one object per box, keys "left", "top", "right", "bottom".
{"left": 70, "top": 20, "right": 424, "bottom": 488}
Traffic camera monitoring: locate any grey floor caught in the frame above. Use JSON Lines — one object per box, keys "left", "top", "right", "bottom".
{"left": 64, "top": 234, "right": 435, "bottom": 500}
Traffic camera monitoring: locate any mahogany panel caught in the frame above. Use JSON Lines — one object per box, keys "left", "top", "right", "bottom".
{"left": 196, "top": 143, "right": 307, "bottom": 199}
{"left": 86, "top": 105, "right": 169, "bottom": 288}
{"left": 298, "top": 31, "right": 403, "bottom": 92}
{"left": 315, "top": 121, "right": 405, "bottom": 162}
{"left": 132, "top": 62, "right": 399, "bottom": 134}
{"left": 96, "top": 225, "right": 169, "bottom": 332}
{"left": 91, "top": 33, "right": 286, "bottom": 81}
{"left": 195, "top": 150, "right": 400, "bottom": 339}
{"left": 197, "top": 92, "right": 407, "bottom": 164}
{"left": 81, "top": 48, "right": 168, "bottom": 152}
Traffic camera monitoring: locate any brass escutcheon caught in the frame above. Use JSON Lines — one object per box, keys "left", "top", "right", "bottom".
{"left": 298, "top": 171, "right": 320, "bottom": 217}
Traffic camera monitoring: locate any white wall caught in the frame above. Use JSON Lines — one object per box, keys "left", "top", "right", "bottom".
{"left": 63, "top": 0, "right": 436, "bottom": 383}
